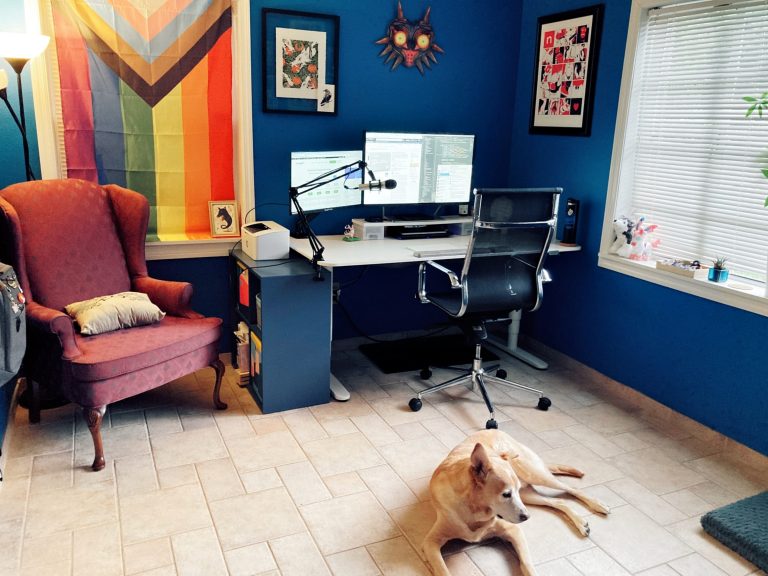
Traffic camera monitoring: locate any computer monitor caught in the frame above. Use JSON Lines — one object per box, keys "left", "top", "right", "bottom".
{"left": 290, "top": 150, "right": 364, "bottom": 214}
{"left": 363, "top": 132, "right": 475, "bottom": 206}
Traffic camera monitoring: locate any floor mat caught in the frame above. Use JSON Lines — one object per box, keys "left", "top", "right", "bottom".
{"left": 700, "top": 491, "right": 768, "bottom": 573}
{"left": 359, "top": 334, "right": 498, "bottom": 374}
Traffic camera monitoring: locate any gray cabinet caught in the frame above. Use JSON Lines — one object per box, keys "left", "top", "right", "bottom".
{"left": 232, "top": 250, "right": 330, "bottom": 412}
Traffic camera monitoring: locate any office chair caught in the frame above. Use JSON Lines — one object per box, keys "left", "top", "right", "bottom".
{"left": 408, "top": 188, "right": 561, "bottom": 429}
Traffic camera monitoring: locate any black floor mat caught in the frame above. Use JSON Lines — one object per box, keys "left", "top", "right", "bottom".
{"left": 359, "top": 334, "right": 499, "bottom": 374}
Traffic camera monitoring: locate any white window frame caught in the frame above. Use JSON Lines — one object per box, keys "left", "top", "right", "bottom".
{"left": 599, "top": 0, "right": 768, "bottom": 318}
{"left": 26, "top": 0, "right": 253, "bottom": 260}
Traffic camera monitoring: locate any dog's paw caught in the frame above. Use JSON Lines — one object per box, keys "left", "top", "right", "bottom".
{"left": 593, "top": 501, "right": 610, "bottom": 515}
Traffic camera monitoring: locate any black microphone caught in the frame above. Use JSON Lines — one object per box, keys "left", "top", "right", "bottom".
{"left": 358, "top": 179, "right": 397, "bottom": 191}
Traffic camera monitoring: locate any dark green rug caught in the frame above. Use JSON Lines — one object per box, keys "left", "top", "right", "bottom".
{"left": 700, "top": 491, "right": 768, "bottom": 572}
{"left": 359, "top": 334, "right": 498, "bottom": 374}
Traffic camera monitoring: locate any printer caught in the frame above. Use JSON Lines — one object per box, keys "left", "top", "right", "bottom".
{"left": 241, "top": 221, "right": 290, "bottom": 260}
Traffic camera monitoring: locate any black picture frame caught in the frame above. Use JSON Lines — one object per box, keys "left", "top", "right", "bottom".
{"left": 529, "top": 4, "right": 603, "bottom": 136}
{"left": 262, "top": 8, "right": 340, "bottom": 115}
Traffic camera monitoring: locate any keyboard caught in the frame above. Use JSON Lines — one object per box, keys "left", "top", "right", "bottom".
{"left": 411, "top": 248, "right": 467, "bottom": 259}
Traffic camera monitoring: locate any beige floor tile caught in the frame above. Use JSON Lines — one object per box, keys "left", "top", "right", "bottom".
{"left": 419, "top": 416, "right": 467, "bottom": 449}
{"left": 282, "top": 409, "right": 329, "bottom": 443}
{"left": 564, "top": 425, "right": 625, "bottom": 458}
{"left": 587, "top": 505, "right": 692, "bottom": 572}
{"left": 319, "top": 416, "right": 358, "bottom": 437}
{"left": 178, "top": 408, "right": 217, "bottom": 432}
{"left": 535, "top": 429, "right": 579, "bottom": 449}
{"left": 377, "top": 435, "right": 451, "bottom": 481}
{"left": 115, "top": 453, "right": 159, "bottom": 497}
{"left": 196, "top": 458, "right": 244, "bottom": 502}
{"left": 303, "top": 432, "right": 384, "bottom": 477}
{"left": 609, "top": 448, "right": 705, "bottom": 494}
{"left": 536, "top": 558, "right": 583, "bottom": 576}
{"left": 120, "top": 483, "right": 212, "bottom": 545}
{"left": 393, "top": 421, "right": 430, "bottom": 440}
{"left": 662, "top": 488, "right": 712, "bottom": 517}
{"left": 367, "top": 536, "right": 430, "bottom": 575}
{"left": 0, "top": 476, "right": 30, "bottom": 521}
{"left": 688, "top": 481, "right": 741, "bottom": 508}
{"left": 326, "top": 547, "right": 382, "bottom": 576}
{"left": 388, "top": 500, "right": 436, "bottom": 555}
{"left": 569, "top": 402, "right": 646, "bottom": 435}
{"left": 157, "top": 464, "right": 198, "bottom": 489}
{"left": 270, "top": 531, "right": 331, "bottom": 575}
{"left": 171, "top": 527, "right": 227, "bottom": 576}
{"left": 605, "top": 477, "right": 687, "bottom": 525}
{"left": 110, "top": 409, "right": 145, "bottom": 429}
{"left": 464, "top": 540, "right": 521, "bottom": 576}
{"left": 668, "top": 552, "right": 730, "bottom": 575}
{"left": 29, "top": 451, "right": 74, "bottom": 493}
{"left": 209, "top": 487, "right": 304, "bottom": 551}
{"left": 405, "top": 476, "right": 432, "bottom": 502}
{"left": 123, "top": 538, "right": 173, "bottom": 575}
{"left": 567, "top": 547, "right": 632, "bottom": 575}
{"left": 212, "top": 407, "right": 255, "bottom": 439}
{"left": 145, "top": 406, "right": 183, "bottom": 437}
{"left": 635, "top": 566, "right": 681, "bottom": 576}
{"left": 21, "top": 532, "right": 72, "bottom": 571}
{"left": 350, "top": 412, "right": 401, "bottom": 446}
{"left": 74, "top": 422, "right": 151, "bottom": 467}
{"left": 514, "top": 505, "right": 595, "bottom": 565}
{"left": 666, "top": 516, "right": 758, "bottom": 576}
{"left": 9, "top": 419, "right": 74, "bottom": 458}
{"left": 226, "top": 429, "right": 306, "bottom": 474}
{"left": 132, "top": 563, "right": 178, "bottom": 576}
{"left": 150, "top": 427, "right": 227, "bottom": 470}
{"left": 0, "top": 518, "right": 23, "bottom": 575}
{"left": 444, "top": 552, "right": 484, "bottom": 575}
{"left": 277, "top": 460, "right": 331, "bottom": 506}
{"left": 369, "top": 395, "right": 443, "bottom": 427}
{"left": 73, "top": 522, "right": 122, "bottom": 576}
{"left": 248, "top": 415, "right": 288, "bottom": 434}
{"left": 25, "top": 480, "right": 118, "bottom": 539}
{"left": 685, "top": 455, "right": 768, "bottom": 498}
{"left": 300, "top": 491, "right": 399, "bottom": 555}
{"left": 4, "top": 455, "right": 33, "bottom": 478}
{"left": 240, "top": 467, "right": 283, "bottom": 493}
{"left": 309, "top": 394, "right": 375, "bottom": 420}
{"left": 501, "top": 404, "right": 576, "bottom": 433}
{"left": 224, "top": 542, "right": 277, "bottom": 576}
{"left": 323, "top": 471, "right": 368, "bottom": 497}
{"left": 358, "top": 464, "right": 419, "bottom": 510}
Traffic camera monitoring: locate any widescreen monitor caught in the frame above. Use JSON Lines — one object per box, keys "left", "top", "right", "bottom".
{"left": 290, "top": 150, "right": 363, "bottom": 214}
{"left": 363, "top": 132, "right": 475, "bottom": 206}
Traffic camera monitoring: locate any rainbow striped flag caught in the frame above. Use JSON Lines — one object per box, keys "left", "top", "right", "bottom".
{"left": 47, "top": 0, "right": 234, "bottom": 241}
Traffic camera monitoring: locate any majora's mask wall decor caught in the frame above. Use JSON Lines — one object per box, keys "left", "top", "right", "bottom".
{"left": 375, "top": 2, "right": 443, "bottom": 74}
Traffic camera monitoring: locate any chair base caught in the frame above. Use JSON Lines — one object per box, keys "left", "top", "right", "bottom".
{"left": 408, "top": 344, "right": 551, "bottom": 429}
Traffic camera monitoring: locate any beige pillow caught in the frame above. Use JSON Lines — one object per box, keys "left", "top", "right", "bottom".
{"left": 65, "top": 292, "right": 165, "bottom": 335}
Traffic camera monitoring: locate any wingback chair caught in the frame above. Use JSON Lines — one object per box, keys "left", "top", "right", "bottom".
{"left": 0, "top": 179, "right": 226, "bottom": 471}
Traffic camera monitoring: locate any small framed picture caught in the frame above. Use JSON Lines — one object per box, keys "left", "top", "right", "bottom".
{"left": 209, "top": 201, "right": 240, "bottom": 237}
{"left": 529, "top": 4, "right": 603, "bottom": 136}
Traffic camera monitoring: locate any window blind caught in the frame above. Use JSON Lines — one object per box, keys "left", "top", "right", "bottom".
{"left": 620, "top": 0, "right": 768, "bottom": 280}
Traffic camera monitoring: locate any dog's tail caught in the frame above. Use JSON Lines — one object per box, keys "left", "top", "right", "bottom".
{"left": 548, "top": 463, "right": 584, "bottom": 478}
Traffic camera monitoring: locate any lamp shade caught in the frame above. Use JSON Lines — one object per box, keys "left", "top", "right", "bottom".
{"left": 0, "top": 33, "right": 49, "bottom": 61}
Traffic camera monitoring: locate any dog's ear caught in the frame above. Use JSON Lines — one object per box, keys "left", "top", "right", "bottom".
{"left": 470, "top": 443, "right": 491, "bottom": 483}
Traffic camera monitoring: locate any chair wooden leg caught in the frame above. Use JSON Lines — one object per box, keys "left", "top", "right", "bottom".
{"left": 27, "top": 378, "right": 41, "bottom": 424}
{"left": 83, "top": 406, "right": 107, "bottom": 471}
{"left": 210, "top": 358, "right": 227, "bottom": 410}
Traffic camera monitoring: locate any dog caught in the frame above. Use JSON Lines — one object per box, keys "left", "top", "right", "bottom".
{"left": 423, "top": 429, "right": 610, "bottom": 576}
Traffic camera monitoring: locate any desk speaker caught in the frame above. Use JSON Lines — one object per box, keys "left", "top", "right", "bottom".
{"left": 561, "top": 198, "right": 579, "bottom": 246}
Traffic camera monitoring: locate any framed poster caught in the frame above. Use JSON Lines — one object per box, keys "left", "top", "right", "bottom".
{"left": 529, "top": 4, "right": 603, "bottom": 136}
{"left": 209, "top": 201, "right": 240, "bottom": 237}
{"left": 262, "top": 8, "right": 339, "bottom": 114}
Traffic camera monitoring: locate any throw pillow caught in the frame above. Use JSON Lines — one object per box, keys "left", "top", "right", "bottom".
{"left": 65, "top": 292, "right": 165, "bottom": 335}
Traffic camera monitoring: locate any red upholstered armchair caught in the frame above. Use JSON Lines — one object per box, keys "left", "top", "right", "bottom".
{"left": 0, "top": 179, "right": 226, "bottom": 471}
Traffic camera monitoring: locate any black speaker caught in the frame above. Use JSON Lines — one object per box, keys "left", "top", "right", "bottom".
{"left": 561, "top": 198, "right": 579, "bottom": 245}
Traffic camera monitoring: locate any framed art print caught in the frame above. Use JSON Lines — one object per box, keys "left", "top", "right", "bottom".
{"left": 262, "top": 8, "right": 339, "bottom": 114}
{"left": 529, "top": 4, "right": 603, "bottom": 136}
{"left": 209, "top": 201, "right": 240, "bottom": 237}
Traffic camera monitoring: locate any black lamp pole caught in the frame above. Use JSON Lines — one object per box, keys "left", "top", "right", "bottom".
{"left": 5, "top": 58, "right": 35, "bottom": 180}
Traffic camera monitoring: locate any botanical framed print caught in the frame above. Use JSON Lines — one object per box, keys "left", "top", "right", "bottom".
{"left": 209, "top": 201, "right": 240, "bottom": 237}
{"left": 262, "top": 8, "right": 339, "bottom": 114}
{"left": 529, "top": 4, "right": 603, "bottom": 136}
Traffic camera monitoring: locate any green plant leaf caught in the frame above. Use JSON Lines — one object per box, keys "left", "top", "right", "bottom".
{"left": 744, "top": 96, "right": 757, "bottom": 102}
{"left": 746, "top": 104, "right": 757, "bottom": 117}
{"left": 764, "top": 196, "right": 768, "bottom": 208}
{"left": 762, "top": 168, "right": 768, "bottom": 178}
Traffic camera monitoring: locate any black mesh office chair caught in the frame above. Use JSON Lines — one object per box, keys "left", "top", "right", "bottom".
{"left": 408, "top": 188, "right": 561, "bottom": 429}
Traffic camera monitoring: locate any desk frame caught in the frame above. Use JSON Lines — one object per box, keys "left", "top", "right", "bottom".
{"left": 290, "top": 235, "right": 581, "bottom": 398}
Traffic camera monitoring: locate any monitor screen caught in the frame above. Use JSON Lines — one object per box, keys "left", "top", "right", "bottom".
{"left": 363, "top": 132, "right": 475, "bottom": 205}
{"left": 290, "top": 150, "right": 364, "bottom": 214}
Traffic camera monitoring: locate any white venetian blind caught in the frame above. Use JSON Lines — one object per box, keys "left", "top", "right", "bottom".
{"left": 620, "top": 0, "right": 768, "bottom": 280}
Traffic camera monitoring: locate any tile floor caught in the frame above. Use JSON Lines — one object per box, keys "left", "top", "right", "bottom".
{"left": 1, "top": 337, "right": 766, "bottom": 576}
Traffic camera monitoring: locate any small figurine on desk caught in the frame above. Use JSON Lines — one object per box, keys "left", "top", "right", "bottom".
{"left": 343, "top": 224, "right": 360, "bottom": 242}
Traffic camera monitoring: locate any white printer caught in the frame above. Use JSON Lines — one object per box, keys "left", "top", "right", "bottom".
{"left": 241, "top": 221, "right": 290, "bottom": 260}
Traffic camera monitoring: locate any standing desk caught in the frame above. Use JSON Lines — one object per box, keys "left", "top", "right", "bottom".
{"left": 290, "top": 234, "right": 581, "bottom": 400}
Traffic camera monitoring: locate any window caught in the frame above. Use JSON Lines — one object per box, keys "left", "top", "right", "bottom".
{"left": 600, "top": 0, "right": 768, "bottom": 316}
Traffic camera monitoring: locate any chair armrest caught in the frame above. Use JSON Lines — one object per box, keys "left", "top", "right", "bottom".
{"left": 25, "top": 302, "right": 81, "bottom": 360}
{"left": 417, "top": 260, "right": 462, "bottom": 304}
{"left": 132, "top": 276, "right": 202, "bottom": 319}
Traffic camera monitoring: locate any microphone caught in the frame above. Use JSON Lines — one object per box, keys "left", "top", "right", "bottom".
{"left": 358, "top": 179, "right": 397, "bottom": 191}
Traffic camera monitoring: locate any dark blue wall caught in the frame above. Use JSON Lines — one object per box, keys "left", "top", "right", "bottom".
{"left": 509, "top": 0, "right": 767, "bottom": 456}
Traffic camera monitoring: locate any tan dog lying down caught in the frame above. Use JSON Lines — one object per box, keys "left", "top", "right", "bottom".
{"left": 424, "top": 429, "right": 609, "bottom": 576}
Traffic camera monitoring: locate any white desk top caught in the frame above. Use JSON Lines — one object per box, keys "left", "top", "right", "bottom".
{"left": 290, "top": 235, "right": 581, "bottom": 268}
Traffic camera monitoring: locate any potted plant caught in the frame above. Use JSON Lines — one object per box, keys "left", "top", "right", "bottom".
{"left": 708, "top": 256, "right": 729, "bottom": 283}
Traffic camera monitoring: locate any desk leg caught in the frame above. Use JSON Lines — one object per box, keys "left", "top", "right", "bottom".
{"left": 330, "top": 374, "right": 351, "bottom": 402}
{"left": 486, "top": 310, "right": 549, "bottom": 370}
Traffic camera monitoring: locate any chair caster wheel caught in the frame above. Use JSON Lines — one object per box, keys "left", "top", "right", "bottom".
{"left": 420, "top": 368, "right": 432, "bottom": 380}
{"left": 496, "top": 369, "right": 507, "bottom": 379}
{"left": 486, "top": 419, "right": 498, "bottom": 429}
{"left": 409, "top": 398, "right": 422, "bottom": 412}
{"left": 537, "top": 397, "right": 551, "bottom": 411}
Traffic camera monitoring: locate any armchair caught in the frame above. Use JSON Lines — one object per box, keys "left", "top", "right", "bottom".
{"left": 408, "top": 188, "right": 561, "bottom": 429}
{"left": 0, "top": 179, "right": 226, "bottom": 471}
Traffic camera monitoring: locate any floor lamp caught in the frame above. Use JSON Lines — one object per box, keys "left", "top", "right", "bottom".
{"left": 0, "top": 32, "right": 49, "bottom": 181}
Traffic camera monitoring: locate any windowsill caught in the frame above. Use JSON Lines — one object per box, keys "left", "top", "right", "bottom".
{"left": 146, "top": 238, "right": 240, "bottom": 261}
{"left": 598, "top": 253, "right": 768, "bottom": 318}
